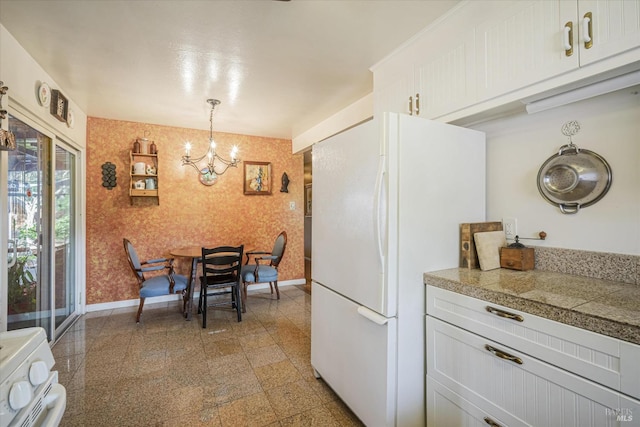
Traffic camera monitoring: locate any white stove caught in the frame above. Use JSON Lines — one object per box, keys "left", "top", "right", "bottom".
{"left": 0, "top": 328, "right": 66, "bottom": 427}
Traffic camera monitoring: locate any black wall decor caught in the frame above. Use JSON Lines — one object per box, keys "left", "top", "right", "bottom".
{"left": 102, "top": 162, "right": 117, "bottom": 189}
{"left": 280, "top": 172, "right": 290, "bottom": 193}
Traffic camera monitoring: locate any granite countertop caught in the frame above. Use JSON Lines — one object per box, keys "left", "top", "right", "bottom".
{"left": 424, "top": 268, "right": 640, "bottom": 346}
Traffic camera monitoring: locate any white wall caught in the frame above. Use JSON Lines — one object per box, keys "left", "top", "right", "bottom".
{"left": 0, "top": 24, "right": 87, "bottom": 147}
{"left": 471, "top": 87, "right": 640, "bottom": 255}
{"left": 292, "top": 93, "right": 373, "bottom": 153}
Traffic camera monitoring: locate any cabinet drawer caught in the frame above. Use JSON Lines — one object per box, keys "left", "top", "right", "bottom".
{"left": 427, "top": 316, "right": 640, "bottom": 426}
{"left": 427, "top": 376, "right": 526, "bottom": 427}
{"left": 426, "top": 285, "right": 640, "bottom": 400}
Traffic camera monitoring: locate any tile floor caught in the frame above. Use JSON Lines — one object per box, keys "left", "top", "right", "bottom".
{"left": 54, "top": 285, "right": 364, "bottom": 426}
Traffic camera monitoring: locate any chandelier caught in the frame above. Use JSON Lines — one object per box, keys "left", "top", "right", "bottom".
{"left": 181, "top": 98, "right": 240, "bottom": 177}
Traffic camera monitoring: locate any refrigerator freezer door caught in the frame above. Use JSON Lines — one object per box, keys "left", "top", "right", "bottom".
{"left": 312, "top": 120, "right": 393, "bottom": 315}
{"left": 311, "top": 281, "right": 397, "bottom": 427}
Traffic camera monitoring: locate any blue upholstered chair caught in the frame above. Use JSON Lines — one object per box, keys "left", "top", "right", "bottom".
{"left": 123, "top": 238, "right": 188, "bottom": 322}
{"left": 241, "top": 231, "right": 287, "bottom": 312}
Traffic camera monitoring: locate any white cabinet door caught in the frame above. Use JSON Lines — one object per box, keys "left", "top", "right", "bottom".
{"left": 427, "top": 316, "right": 640, "bottom": 427}
{"left": 578, "top": 0, "right": 640, "bottom": 65}
{"left": 415, "top": 27, "right": 477, "bottom": 119}
{"left": 475, "top": 0, "right": 578, "bottom": 101}
{"left": 311, "top": 282, "right": 397, "bottom": 427}
{"left": 374, "top": 70, "right": 415, "bottom": 118}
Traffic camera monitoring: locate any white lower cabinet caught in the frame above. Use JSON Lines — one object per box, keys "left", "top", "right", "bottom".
{"left": 426, "top": 286, "right": 640, "bottom": 427}
{"left": 427, "top": 376, "right": 527, "bottom": 427}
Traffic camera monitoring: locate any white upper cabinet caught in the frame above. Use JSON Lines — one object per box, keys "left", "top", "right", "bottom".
{"left": 475, "top": 0, "right": 578, "bottom": 101}
{"left": 578, "top": 0, "right": 640, "bottom": 65}
{"left": 372, "top": 3, "right": 478, "bottom": 119}
{"left": 372, "top": 0, "right": 640, "bottom": 123}
{"left": 415, "top": 27, "right": 477, "bottom": 118}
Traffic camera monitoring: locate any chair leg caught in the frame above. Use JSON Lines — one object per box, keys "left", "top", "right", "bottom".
{"left": 241, "top": 281, "right": 247, "bottom": 313}
{"left": 201, "top": 288, "right": 207, "bottom": 329}
{"left": 273, "top": 281, "right": 280, "bottom": 300}
{"left": 198, "top": 286, "right": 203, "bottom": 314}
{"left": 235, "top": 285, "right": 242, "bottom": 322}
{"left": 269, "top": 282, "right": 274, "bottom": 294}
{"left": 136, "top": 298, "right": 145, "bottom": 322}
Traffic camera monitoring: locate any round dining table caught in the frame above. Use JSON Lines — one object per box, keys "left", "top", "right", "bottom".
{"left": 169, "top": 246, "right": 203, "bottom": 321}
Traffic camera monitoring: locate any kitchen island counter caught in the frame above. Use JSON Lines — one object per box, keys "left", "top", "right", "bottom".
{"left": 424, "top": 268, "right": 640, "bottom": 345}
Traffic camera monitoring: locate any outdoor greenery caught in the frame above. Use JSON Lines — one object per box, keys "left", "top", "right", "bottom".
{"left": 7, "top": 254, "right": 37, "bottom": 314}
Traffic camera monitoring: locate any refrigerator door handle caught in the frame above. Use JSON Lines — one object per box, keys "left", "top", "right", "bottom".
{"left": 373, "top": 155, "right": 386, "bottom": 272}
{"left": 357, "top": 306, "right": 389, "bottom": 325}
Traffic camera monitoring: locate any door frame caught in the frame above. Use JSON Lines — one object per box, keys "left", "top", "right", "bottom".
{"left": 1, "top": 99, "right": 85, "bottom": 341}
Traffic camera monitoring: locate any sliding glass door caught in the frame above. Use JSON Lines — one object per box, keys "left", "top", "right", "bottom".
{"left": 53, "top": 144, "right": 76, "bottom": 330}
{"left": 5, "top": 115, "right": 78, "bottom": 339}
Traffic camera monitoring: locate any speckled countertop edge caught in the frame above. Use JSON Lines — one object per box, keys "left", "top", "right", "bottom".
{"left": 424, "top": 268, "right": 640, "bottom": 346}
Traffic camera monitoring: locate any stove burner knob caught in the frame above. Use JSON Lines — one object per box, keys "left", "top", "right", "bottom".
{"left": 9, "top": 380, "right": 32, "bottom": 410}
{"left": 29, "top": 360, "right": 49, "bottom": 386}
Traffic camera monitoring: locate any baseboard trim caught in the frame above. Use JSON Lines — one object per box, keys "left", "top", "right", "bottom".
{"left": 85, "top": 278, "right": 307, "bottom": 313}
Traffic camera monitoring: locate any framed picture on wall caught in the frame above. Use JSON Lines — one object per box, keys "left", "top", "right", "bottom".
{"left": 244, "top": 161, "right": 272, "bottom": 195}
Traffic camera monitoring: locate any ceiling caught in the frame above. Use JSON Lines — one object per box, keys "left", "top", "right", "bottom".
{"left": 0, "top": 0, "right": 459, "bottom": 140}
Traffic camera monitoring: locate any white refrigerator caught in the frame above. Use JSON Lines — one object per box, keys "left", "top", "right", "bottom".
{"left": 311, "top": 112, "right": 486, "bottom": 427}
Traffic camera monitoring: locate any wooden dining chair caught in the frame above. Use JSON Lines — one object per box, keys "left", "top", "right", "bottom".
{"left": 241, "top": 231, "right": 287, "bottom": 312}
{"left": 123, "top": 238, "right": 188, "bottom": 322}
{"left": 198, "top": 245, "right": 244, "bottom": 328}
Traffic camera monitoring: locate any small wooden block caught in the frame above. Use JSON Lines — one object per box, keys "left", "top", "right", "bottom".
{"left": 500, "top": 247, "right": 535, "bottom": 271}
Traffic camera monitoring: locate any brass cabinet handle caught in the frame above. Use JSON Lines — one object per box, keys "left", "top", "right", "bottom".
{"left": 485, "top": 306, "right": 524, "bottom": 322}
{"left": 484, "top": 417, "right": 503, "bottom": 427}
{"left": 408, "top": 96, "right": 413, "bottom": 115}
{"left": 583, "top": 12, "right": 593, "bottom": 49}
{"left": 415, "top": 93, "right": 420, "bottom": 115}
{"left": 564, "top": 22, "right": 574, "bottom": 56}
{"left": 485, "top": 344, "right": 523, "bottom": 365}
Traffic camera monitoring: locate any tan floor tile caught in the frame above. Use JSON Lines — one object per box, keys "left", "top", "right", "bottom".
{"left": 206, "top": 353, "right": 252, "bottom": 378}
{"left": 265, "top": 379, "right": 322, "bottom": 419}
{"left": 207, "top": 370, "right": 263, "bottom": 405}
{"left": 238, "top": 331, "right": 277, "bottom": 350}
{"left": 158, "top": 384, "right": 205, "bottom": 419}
{"left": 279, "top": 406, "right": 340, "bottom": 427}
{"left": 245, "top": 344, "right": 288, "bottom": 369}
{"left": 253, "top": 360, "right": 304, "bottom": 390}
{"left": 306, "top": 378, "right": 338, "bottom": 403}
{"left": 217, "top": 392, "right": 278, "bottom": 427}
{"left": 323, "top": 400, "right": 365, "bottom": 426}
{"left": 160, "top": 407, "right": 221, "bottom": 427}
{"left": 63, "top": 383, "right": 113, "bottom": 417}
{"left": 203, "top": 337, "right": 244, "bottom": 357}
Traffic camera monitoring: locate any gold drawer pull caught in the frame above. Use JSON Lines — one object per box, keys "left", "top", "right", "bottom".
{"left": 485, "top": 344, "right": 523, "bottom": 365}
{"left": 486, "top": 306, "right": 524, "bottom": 322}
{"left": 484, "top": 417, "right": 503, "bottom": 427}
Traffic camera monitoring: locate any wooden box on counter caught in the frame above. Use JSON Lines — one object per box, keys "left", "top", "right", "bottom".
{"left": 500, "top": 247, "right": 535, "bottom": 271}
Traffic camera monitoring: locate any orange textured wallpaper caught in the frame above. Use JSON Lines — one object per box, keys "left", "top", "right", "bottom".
{"left": 86, "top": 117, "right": 304, "bottom": 305}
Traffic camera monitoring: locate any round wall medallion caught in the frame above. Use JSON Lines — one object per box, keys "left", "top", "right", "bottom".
{"left": 66, "top": 108, "right": 75, "bottom": 128}
{"left": 38, "top": 82, "right": 51, "bottom": 107}
{"left": 199, "top": 169, "right": 218, "bottom": 186}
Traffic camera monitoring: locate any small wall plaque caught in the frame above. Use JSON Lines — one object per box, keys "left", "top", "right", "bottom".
{"left": 50, "top": 89, "right": 68, "bottom": 122}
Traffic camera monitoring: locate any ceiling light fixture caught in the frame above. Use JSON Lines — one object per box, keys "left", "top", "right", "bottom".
{"left": 182, "top": 99, "right": 240, "bottom": 178}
